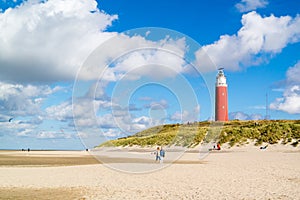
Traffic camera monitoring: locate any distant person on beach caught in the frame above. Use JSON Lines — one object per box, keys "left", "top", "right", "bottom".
{"left": 155, "top": 147, "right": 161, "bottom": 162}
{"left": 160, "top": 147, "right": 165, "bottom": 163}
{"left": 217, "top": 143, "right": 221, "bottom": 150}
{"left": 210, "top": 143, "right": 221, "bottom": 151}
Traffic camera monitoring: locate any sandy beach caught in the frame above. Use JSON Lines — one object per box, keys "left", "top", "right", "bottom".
{"left": 0, "top": 145, "right": 300, "bottom": 200}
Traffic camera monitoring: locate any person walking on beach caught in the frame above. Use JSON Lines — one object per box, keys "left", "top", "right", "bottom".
{"left": 160, "top": 147, "right": 165, "bottom": 163}
{"left": 155, "top": 147, "right": 161, "bottom": 162}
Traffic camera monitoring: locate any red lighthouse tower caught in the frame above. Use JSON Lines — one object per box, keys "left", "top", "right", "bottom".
{"left": 215, "top": 68, "right": 228, "bottom": 121}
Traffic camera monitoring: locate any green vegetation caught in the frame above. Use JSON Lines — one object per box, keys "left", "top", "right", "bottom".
{"left": 98, "top": 120, "right": 300, "bottom": 148}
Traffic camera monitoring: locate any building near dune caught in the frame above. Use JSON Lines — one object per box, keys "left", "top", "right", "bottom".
{"left": 215, "top": 68, "right": 228, "bottom": 121}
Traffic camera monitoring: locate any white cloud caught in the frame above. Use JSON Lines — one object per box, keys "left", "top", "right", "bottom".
{"left": 250, "top": 113, "right": 264, "bottom": 120}
{"left": 45, "top": 101, "right": 73, "bottom": 121}
{"left": 86, "top": 81, "right": 110, "bottom": 100}
{"left": 195, "top": 12, "right": 300, "bottom": 71}
{"left": 270, "top": 86, "right": 300, "bottom": 114}
{"left": 0, "top": 81, "right": 59, "bottom": 116}
{"left": 0, "top": 81, "right": 64, "bottom": 139}
{"left": 131, "top": 116, "right": 152, "bottom": 131}
{"left": 97, "top": 113, "right": 118, "bottom": 129}
{"left": 286, "top": 62, "right": 300, "bottom": 84}
{"left": 72, "top": 98, "right": 98, "bottom": 127}
{"left": 79, "top": 34, "right": 189, "bottom": 81}
{"left": 229, "top": 112, "right": 263, "bottom": 120}
{"left": 0, "top": 0, "right": 117, "bottom": 82}
{"left": 235, "top": 0, "right": 268, "bottom": 12}
{"left": 144, "top": 99, "right": 169, "bottom": 110}
{"left": 112, "top": 37, "right": 188, "bottom": 80}
{"left": 72, "top": 97, "right": 122, "bottom": 129}
{"left": 270, "top": 62, "right": 300, "bottom": 114}
{"left": 0, "top": 116, "right": 38, "bottom": 138}
{"left": 72, "top": 95, "right": 164, "bottom": 135}
{"left": 17, "top": 129, "right": 32, "bottom": 137}
{"left": 170, "top": 105, "right": 200, "bottom": 123}
{"left": 1, "top": 0, "right": 192, "bottom": 84}
{"left": 37, "top": 130, "right": 72, "bottom": 139}
{"left": 102, "top": 128, "right": 123, "bottom": 138}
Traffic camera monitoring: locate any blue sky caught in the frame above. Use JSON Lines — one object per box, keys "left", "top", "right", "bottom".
{"left": 0, "top": 0, "right": 300, "bottom": 150}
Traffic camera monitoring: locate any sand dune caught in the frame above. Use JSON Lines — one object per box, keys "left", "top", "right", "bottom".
{"left": 0, "top": 145, "right": 299, "bottom": 199}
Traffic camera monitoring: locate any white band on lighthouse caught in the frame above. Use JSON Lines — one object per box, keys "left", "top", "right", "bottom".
{"left": 216, "top": 69, "right": 227, "bottom": 87}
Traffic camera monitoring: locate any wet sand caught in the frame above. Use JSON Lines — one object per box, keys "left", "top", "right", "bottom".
{"left": 0, "top": 151, "right": 99, "bottom": 166}
{"left": 0, "top": 187, "right": 85, "bottom": 200}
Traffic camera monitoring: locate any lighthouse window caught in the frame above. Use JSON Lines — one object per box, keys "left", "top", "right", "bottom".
{"left": 222, "top": 106, "right": 225, "bottom": 109}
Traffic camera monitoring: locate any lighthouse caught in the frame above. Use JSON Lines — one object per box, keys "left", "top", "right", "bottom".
{"left": 215, "top": 68, "right": 228, "bottom": 121}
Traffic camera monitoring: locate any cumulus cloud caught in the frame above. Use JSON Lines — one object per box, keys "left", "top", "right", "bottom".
{"left": 0, "top": 115, "right": 38, "bottom": 138}
{"left": 102, "top": 128, "right": 123, "bottom": 138}
{"left": 235, "top": 0, "right": 268, "bottom": 12}
{"left": 104, "top": 112, "right": 159, "bottom": 135}
{"left": 0, "top": 81, "right": 64, "bottom": 139}
{"left": 0, "top": 0, "right": 117, "bottom": 82}
{"left": 72, "top": 97, "right": 98, "bottom": 128}
{"left": 0, "top": 0, "right": 191, "bottom": 84}
{"left": 37, "top": 130, "right": 72, "bottom": 139}
{"left": 0, "top": 81, "right": 60, "bottom": 116}
{"left": 285, "top": 61, "right": 300, "bottom": 84}
{"left": 144, "top": 99, "right": 169, "bottom": 110}
{"left": 270, "top": 86, "right": 300, "bottom": 114}
{"left": 86, "top": 81, "right": 110, "bottom": 101}
{"left": 72, "top": 96, "right": 137, "bottom": 132}
{"left": 270, "top": 61, "right": 300, "bottom": 114}
{"left": 16, "top": 128, "right": 33, "bottom": 137}
{"left": 112, "top": 38, "right": 188, "bottom": 81}
{"left": 229, "top": 112, "right": 263, "bottom": 120}
{"left": 45, "top": 101, "right": 73, "bottom": 121}
{"left": 73, "top": 90, "right": 167, "bottom": 137}
{"left": 79, "top": 34, "right": 189, "bottom": 81}
{"left": 73, "top": 98, "right": 161, "bottom": 138}
{"left": 131, "top": 116, "right": 153, "bottom": 131}
{"left": 170, "top": 105, "right": 200, "bottom": 123}
{"left": 195, "top": 12, "right": 300, "bottom": 71}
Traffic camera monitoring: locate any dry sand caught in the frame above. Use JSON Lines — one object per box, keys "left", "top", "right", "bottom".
{"left": 0, "top": 145, "right": 299, "bottom": 200}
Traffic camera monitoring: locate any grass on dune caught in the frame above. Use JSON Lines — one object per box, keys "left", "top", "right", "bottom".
{"left": 98, "top": 120, "right": 300, "bottom": 148}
